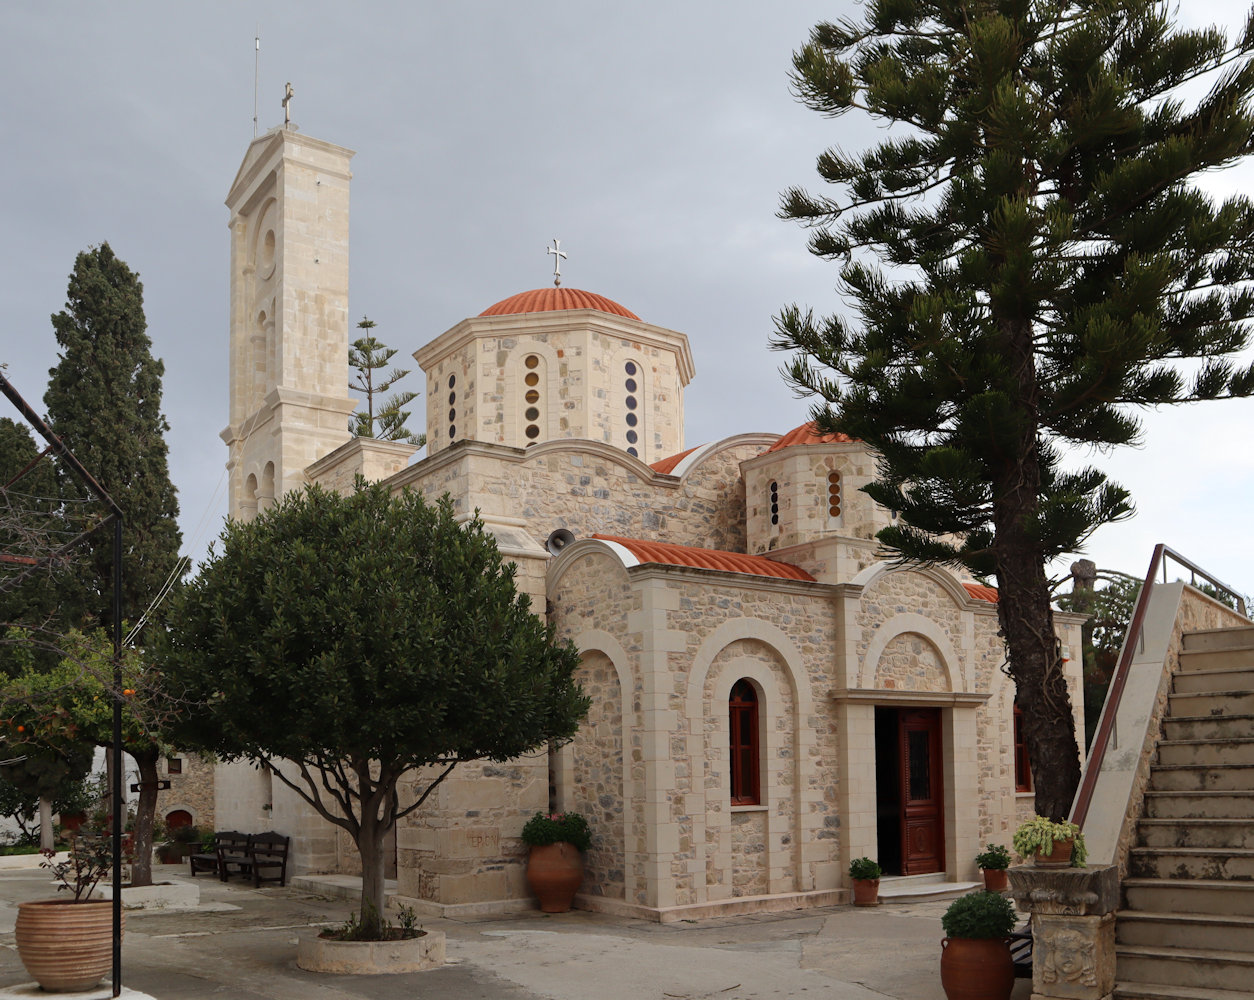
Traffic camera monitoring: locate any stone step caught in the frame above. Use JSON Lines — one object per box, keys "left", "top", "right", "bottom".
{"left": 1179, "top": 646, "right": 1254, "bottom": 672}
{"left": 1128, "top": 845, "right": 1254, "bottom": 880}
{"left": 1182, "top": 627, "right": 1254, "bottom": 653}
{"left": 1174, "top": 666, "right": 1254, "bottom": 694}
{"left": 1161, "top": 714, "right": 1254, "bottom": 742}
{"left": 1168, "top": 689, "right": 1254, "bottom": 716}
{"left": 1123, "top": 877, "right": 1254, "bottom": 917}
{"left": 1137, "top": 818, "right": 1254, "bottom": 850}
{"left": 1142, "top": 789, "right": 1254, "bottom": 819}
{"left": 876, "top": 873, "right": 981, "bottom": 904}
{"left": 1115, "top": 943, "right": 1254, "bottom": 993}
{"left": 1156, "top": 738, "right": 1254, "bottom": 767}
{"left": 1115, "top": 981, "right": 1254, "bottom": 1000}
{"left": 1148, "top": 763, "right": 1254, "bottom": 792}
{"left": 1116, "top": 910, "right": 1254, "bottom": 953}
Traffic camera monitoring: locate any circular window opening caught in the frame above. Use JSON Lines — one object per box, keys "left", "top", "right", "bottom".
{"left": 448, "top": 408, "right": 456, "bottom": 422}
{"left": 525, "top": 406, "right": 540, "bottom": 421}
{"left": 525, "top": 389, "right": 540, "bottom": 404}
{"left": 771, "top": 514, "right": 779, "bottom": 525}
{"left": 625, "top": 396, "right": 637, "bottom": 410}
{"left": 625, "top": 377, "right": 637, "bottom": 393}
{"left": 625, "top": 361, "right": 637, "bottom": 375}
{"left": 829, "top": 504, "right": 842, "bottom": 517}
{"left": 626, "top": 429, "right": 638, "bottom": 444}
{"left": 525, "top": 424, "right": 540, "bottom": 439}
{"left": 525, "top": 372, "right": 539, "bottom": 387}
{"left": 449, "top": 424, "right": 457, "bottom": 438}
{"left": 828, "top": 472, "right": 840, "bottom": 484}
{"left": 448, "top": 374, "right": 456, "bottom": 389}
{"left": 525, "top": 355, "right": 540, "bottom": 369}
{"left": 627, "top": 447, "right": 638, "bottom": 457}
{"left": 448, "top": 391, "right": 456, "bottom": 405}
{"left": 625, "top": 412, "right": 638, "bottom": 427}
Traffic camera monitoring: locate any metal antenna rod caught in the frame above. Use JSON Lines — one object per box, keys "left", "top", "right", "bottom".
{"left": 253, "top": 29, "right": 260, "bottom": 137}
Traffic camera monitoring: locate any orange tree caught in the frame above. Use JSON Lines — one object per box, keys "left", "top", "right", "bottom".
{"left": 154, "top": 480, "right": 588, "bottom": 938}
{"left": 1, "top": 629, "right": 171, "bottom": 885}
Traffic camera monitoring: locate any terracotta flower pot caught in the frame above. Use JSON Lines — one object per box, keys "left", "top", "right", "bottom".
{"left": 15, "top": 899, "right": 121, "bottom": 992}
{"left": 981, "top": 868, "right": 1009, "bottom": 892}
{"left": 526, "top": 842, "right": 584, "bottom": 912}
{"left": 851, "top": 877, "right": 880, "bottom": 906}
{"left": 940, "top": 936, "right": 1014, "bottom": 1000}
{"left": 1034, "top": 837, "right": 1073, "bottom": 868}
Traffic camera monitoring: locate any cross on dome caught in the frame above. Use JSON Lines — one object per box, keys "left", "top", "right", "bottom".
{"left": 546, "top": 238, "right": 567, "bottom": 287}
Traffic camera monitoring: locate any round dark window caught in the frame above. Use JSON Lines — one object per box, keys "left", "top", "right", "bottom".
{"left": 448, "top": 375, "right": 456, "bottom": 389}
{"left": 525, "top": 406, "right": 540, "bottom": 421}
{"left": 626, "top": 429, "right": 638, "bottom": 444}
{"left": 448, "top": 391, "right": 456, "bottom": 406}
{"left": 627, "top": 446, "right": 638, "bottom": 457}
{"left": 448, "top": 408, "right": 456, "bottom": 422}
{"left": 525, "top": 372, "right": 539, "bottom": 387}
{"left": 525, "top": 355, "right": 540, "bottom": 369}
{"left": 525, "top": 424, "right": 540, "bottom": 439}
{"left": 625, "top": 378, "right": 637, "bottom": 393}
{"left": 625, "top": 412, "right": 638, "bottom": 427}
{"left": 625, "top": 396, "right": 637, "bottom": 410}
{"left": 449, "top": 424, "right": 456, "bottom": 439}
{"left": 625, "top": 361, "right": 637, "bottom": 375}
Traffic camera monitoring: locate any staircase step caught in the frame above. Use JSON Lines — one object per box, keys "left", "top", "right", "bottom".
{"left": 1116, "top": 943, "right": 1254, "bottom": 993}
{"left": 1157, "top": 738, "right": 1254, "bottom": 767}
{"left": 1174, "top": 666, "right": 1254, "bottom": 693}
{"left": 1116, "top": 981, "right": 1254, "bottom": 1000}
{"left": 1124, "top": 877, "right": 1254, "bottom": 916}
{"left": 1138, "top": 818, "right": 1254, "bottom": 850}
{"left": 1179, "top": 645, "right": 1254, "bottom": 672}
{"left": 1116, "top": 909, "right": 1254, "bottom": 952}
{"left": 1149, "top": 763, "right": 1254, "bottom": 791}
{"left": 1143, "top": 789, "right": 1254, "bottom": 819}
{"left": 876, "top": 873, "right": 980, "bottom": 903}
{"left": 1129, "top": 845, "right": 1254, "bottom": 880}
{"left": 1182, "top": 626, "right": 1254, "bottom": 653}
{"left": 1161, "top": 714, "right": 1254, "bottom": 741}
{"left": 1168, "top": 690, "right": 1254, "bottom": 716}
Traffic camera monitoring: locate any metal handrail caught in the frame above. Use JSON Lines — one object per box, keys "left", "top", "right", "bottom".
{"left": 1070, "top": 544, "right": 1248, "bottom": 827}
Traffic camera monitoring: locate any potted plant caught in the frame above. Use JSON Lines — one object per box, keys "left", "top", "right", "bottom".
{"left": 14, "top": 835, "right": 123, "bottom": 992}
{"left": 939, "top": 890, "right": 1017, "bottom": 1000}
{"left": 975, "top": 843, "right": 1011, "bottom": 891}
{"left": 156, "top": 823, "right": 203, "bottom": 864}
{"left": 848, "top": 856, "right": 882, "bottom": 907}
{"left": 1012, "top": 815, "right": 1087, "bottom": 868}
{"left": 521, "top": 812, "right": 591, "bottom": 913}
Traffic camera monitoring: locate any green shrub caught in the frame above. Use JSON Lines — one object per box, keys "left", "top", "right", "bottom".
{"left": 975, "top": 843, "right": 1011, "bottom": 870}
{"left": 941, "top": 890, "right": 1017, "bottom": 939}
{"left": 848, "top": 856, "right": 882, "bottom": 880}
{"left": 520, "top": 812, "right": 592, "bottom": 851}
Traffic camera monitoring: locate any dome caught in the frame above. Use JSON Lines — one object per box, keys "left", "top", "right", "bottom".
{"left": 762, "top": 421, "right": 856, "bottom": 454}
{"left": 479, "top": 287, "right": 639, "bottom": 320}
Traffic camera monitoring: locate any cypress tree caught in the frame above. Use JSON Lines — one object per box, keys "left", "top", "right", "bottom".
{"left": 44, "top": 243, "right": 183, "bottom": 635}
{"left": 775, "top": 1, "right": 1254, "bottom": 819}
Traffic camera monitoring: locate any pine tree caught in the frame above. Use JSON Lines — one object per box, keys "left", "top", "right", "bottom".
{"left": 775, "top": 1, "right": 1254, "bottom": 819}
{"left": 348, "top": 316, "right": 426, "bottom": 447}
{"left": 44, "top": 243, "right": 183, "bottom": 635}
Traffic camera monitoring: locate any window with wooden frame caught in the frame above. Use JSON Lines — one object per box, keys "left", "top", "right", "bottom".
{"left": 167, "top": 757, "right": 183, "bottom": 775}
{"left": 729, "top": 679, "right": 761, "bottom": 805}
{"left": 1013, "top": 707, "right": 1032, "bottom": 792}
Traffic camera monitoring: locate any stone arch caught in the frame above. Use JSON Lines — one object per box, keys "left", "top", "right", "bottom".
{"left": 687, "top": 619, "right": 813, "bottom": 722}
{"left": 557, "top": 628, "right": 633, "bottom": 902}
{"left": 859, "top": 612, "right": 960, "bottom": 692}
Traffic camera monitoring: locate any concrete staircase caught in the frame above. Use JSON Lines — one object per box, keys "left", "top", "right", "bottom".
{"left": 1115, "top": 624, "right": 1254, "bottom": 1000}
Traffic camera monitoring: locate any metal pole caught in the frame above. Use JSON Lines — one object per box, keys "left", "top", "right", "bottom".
{"left": 112, "top": 515, "right": 123, "bottom": 997}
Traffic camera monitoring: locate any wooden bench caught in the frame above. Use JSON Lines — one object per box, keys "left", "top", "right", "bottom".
{"left": 248, "top": 831, "right": 290, "bottom": 888}
{"left": 1010, "top": 923, "right": 1033, "bottom": 979}
{"left": 215, "top": 831, "right": 254, "bottom": 882}
{"left": 188, "top": 830, "right": 247, "bottom": 879}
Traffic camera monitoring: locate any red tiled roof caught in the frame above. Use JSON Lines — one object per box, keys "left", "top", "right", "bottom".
{"left": 479, "top": 287, "right": 639, "bottom": 320}
{"left": 650, "top": 446, "right": 699, "bottom": 475}
{"left": 763, "top": 421, "right": 855, "bottom": 454}
{"left": 963, "top": 583, "right": 999, "bottom": 603}
{"left": 592, "top": 534, "right": 814, "bottom": 581}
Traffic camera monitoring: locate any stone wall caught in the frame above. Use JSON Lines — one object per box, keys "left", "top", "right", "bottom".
{"left": 158, "top": 753, "right": 215, "bottom": 831}
{"left": 571, "top": 650, "right": 627, "bottom": 900}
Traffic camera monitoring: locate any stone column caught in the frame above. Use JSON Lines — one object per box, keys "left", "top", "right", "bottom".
{"left": 1006, "top": 864, "right": 1119, "bottom": 1000}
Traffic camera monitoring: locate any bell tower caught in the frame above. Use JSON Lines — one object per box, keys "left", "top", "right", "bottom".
{"left": 221, "top": 128, "right": 358, "bottom": 520}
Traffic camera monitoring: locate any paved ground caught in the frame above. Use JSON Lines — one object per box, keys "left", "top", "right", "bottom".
{"left": 0, "top": 864, "right": 1033, "bottom": 999}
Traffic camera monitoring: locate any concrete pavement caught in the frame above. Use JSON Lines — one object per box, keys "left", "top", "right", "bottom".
{"left": 0, "top": 864, "right": 1032, "bottom": 999}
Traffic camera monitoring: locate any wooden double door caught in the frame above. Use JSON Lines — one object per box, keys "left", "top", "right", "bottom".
{"left": 875, "top": 707, "right": 945, "bottom": 875}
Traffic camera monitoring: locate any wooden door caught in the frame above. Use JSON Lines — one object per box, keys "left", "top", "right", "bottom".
{"left": 899, "top": 708, "right": 944, "bottom": 874}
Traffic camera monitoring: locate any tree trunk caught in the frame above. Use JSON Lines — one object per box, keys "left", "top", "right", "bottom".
{"left": 130, "top": 749, "right": 159, "bottom": 887}
{"left": 992, "top": 319, "right": 1083, "bottom": 822}
{"left": 38, "top": 797, "right": 54, "bottom": 851}
{"left": 357, "top": 811, "right": 389, "bottom": 939}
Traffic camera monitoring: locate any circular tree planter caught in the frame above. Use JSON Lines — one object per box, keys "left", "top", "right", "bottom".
{"left": 297, "top": 929, "right": 445, "bottom": 975}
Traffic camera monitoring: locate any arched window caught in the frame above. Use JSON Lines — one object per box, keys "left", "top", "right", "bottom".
{"left": 729, "top": 679, "right": 760, "bottom": 805}
{"left": 521, "top": 354, "right": 545, "bottom": 445}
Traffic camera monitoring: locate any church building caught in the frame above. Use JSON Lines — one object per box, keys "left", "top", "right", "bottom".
{"left": 212, "top": 125, "right": 1085, "bottom": 920}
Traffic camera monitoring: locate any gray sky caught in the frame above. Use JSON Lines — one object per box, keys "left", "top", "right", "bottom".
{"left": 2, "top": 1, "right": 1252, "bottom": 599}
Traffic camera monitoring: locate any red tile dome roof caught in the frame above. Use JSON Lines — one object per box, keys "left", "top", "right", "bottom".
{"left": 763, "top": 421, "right": 856, "bottom": 453}
{"left": 479, "top": 287, "right": 639, "bottom": 320}
{"left": 592, "top": 534, "right": 814, "bottom": 581}
{"left": 963, "top": 583, "right": 999, "bottom": 603}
